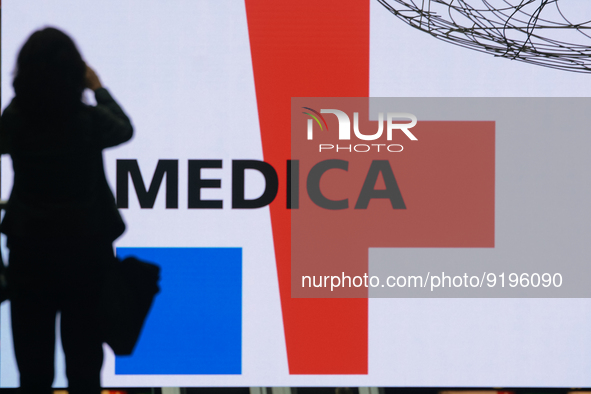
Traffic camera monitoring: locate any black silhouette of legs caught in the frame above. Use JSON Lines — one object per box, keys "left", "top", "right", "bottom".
{"left": 8, "top": 240, "right": 110, "bottom": 394}
{"left": 11, "top": 287, "right": 56, "bottom": 394}
{"left": 61, "top": 276, "right": 104, "bottom": 394}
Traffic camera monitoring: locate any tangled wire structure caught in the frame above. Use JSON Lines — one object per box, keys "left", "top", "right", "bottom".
{"left": 377, "top": 0, "right": 591, "bottom": 73}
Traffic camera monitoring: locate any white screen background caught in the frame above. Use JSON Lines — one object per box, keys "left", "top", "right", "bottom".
{"left": 1, "top": 0, "right": 590, "bottom": 387}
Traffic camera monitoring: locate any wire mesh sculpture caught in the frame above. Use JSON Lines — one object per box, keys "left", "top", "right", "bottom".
{"left": 377, "top": 0, "right": 591, "bottom": 73}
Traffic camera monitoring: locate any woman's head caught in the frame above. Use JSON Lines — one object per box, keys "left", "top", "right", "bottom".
{"left": 13, "top": 27, "right": 86, "bottom": 120}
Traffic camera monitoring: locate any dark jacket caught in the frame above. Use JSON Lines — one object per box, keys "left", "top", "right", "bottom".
{"left": 0, "top": 88, "right": 133, "bottom": 242}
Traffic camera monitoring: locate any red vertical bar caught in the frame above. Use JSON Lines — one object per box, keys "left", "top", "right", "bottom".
{"left": 245, "top": 1, "right": 370, "bottom": 374}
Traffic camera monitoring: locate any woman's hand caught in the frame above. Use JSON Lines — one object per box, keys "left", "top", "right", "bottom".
{"left": 85, "top": 64, "right": 103, "bottom": 91}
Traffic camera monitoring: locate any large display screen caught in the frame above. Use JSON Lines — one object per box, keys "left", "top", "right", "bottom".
{"left": 2, "top": 0, "right": 591, "bottom": 388}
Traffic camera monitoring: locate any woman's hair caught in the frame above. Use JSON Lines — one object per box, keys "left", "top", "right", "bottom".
{"left": 13, "top": 27, "right": 86, "bottom": 121}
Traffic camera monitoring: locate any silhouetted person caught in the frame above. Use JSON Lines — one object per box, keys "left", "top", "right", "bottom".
{"left": 0, "top": 27, "right": 132, "bottom": 394}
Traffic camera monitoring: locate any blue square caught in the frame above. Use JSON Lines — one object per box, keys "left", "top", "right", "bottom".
{"left": 114, "top": 247, "right": 242, "bottom": 374}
